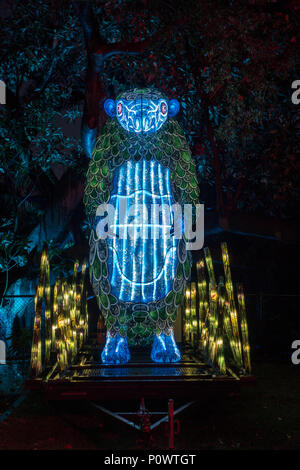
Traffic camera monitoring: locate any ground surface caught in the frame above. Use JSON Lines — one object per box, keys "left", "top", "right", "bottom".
{"left": 0, "top": 361, "right": 299, "bottom": 450}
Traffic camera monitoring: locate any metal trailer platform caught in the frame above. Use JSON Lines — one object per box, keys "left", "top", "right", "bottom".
{"left": 26, "top": 339, "right": 255, "bottom": 402}
{"left": 26, "top": 339, "right": 255, "bottom": 448}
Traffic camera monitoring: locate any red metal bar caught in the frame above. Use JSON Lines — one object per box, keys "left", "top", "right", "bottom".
{"left": 168, "top": 399, "right": 175, "bottom": 450}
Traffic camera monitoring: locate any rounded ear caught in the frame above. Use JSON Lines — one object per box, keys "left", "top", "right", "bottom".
{"left": 104, "top": 98, "right": 116, "bottom": 117}
{"left": 168, "top": 99, "right": 180, "bottom": 117}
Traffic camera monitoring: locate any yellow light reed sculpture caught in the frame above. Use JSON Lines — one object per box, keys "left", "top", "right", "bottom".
{"left": 203, "top": 247, "right": 216, "bottom": 284}
{"left": 204, "top": 248, "right": 218, "bottom": 361}
{"left": 190, "top": 282, "right": 197, "bottom": 346}
{"left": 71, "top": 260, "right": 79, "bottom": 326}
{"left": 217, "top": 276, "right": 231, "bottom": 372}
{"left": 194, "top": 244, "right": 251, "bottom": 375}
{"left": 208, "top": 281, "right": 218, "bottom": 363}
{"left": 55, "top": 261, "right": 88, "bottom": 371}
{"left": 68, "top": 260, "right": 79, "bottom": 354}
{"left": 30, "top": 249, "right": 88, "bottom": 377}
{"left": 30, "top": 285, "right": 43, "bottom": 377}
{"left": 196, "top": 259, "right": 208, "bottom": 350}
{"left": 56, "top": 280, "right": 66, "bottom": 371}
{"left": 215, "top": 278, "right": 226, "bottom": 374}
{"left": 184, "top": 284, "right": 191, "bottom": 342}
{"left": 52, "top": 280, "right": 59, "bottom": 353}
{"left": 221, "top": 242, "right": 243, "bottom": 368}
{"left": 79, "top": 260, "right": 88, "bottom": 344}
{"left": 30, "top": 247, "right": 50, "bottom": 377}
{"left": 63, "top": 281, "right": 73, "bottom": 366}
{"left": 237, "top": 283, "right": 251, "bottom": 374}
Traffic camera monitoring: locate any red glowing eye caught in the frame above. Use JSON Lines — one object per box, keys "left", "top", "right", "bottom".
{"left": 117, "top": 103, "right": 122, "bottom": 115}
{"left": 161, "top": 102, "right": 167, "bottom": 114}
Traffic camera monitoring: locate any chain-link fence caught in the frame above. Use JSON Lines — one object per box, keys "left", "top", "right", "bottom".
{"left": 0, "top": 293, "right": 299, "bottom": 358}
{"left": 0, "top": 295, "right": 35, "bottom": 344}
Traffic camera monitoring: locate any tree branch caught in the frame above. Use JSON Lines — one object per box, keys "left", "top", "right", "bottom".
{"left": 74, "top": 1, "right": 151, "bottom": 158}
{"left": 33, "top": 36, "right": 59, "bottom": 94}
{"left": 72, "top": 1, "right": 100, "bottom": 46}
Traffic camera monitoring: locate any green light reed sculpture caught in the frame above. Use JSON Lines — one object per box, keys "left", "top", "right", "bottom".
{"left": 192, "top": 243, "right": 251, "bottom": 375}
{"left": 30, "top": 250, "right": 88, "bottom": 377}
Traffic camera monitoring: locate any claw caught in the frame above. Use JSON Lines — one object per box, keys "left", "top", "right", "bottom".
{"left": 101, "top": 332, "right": 130, "bottom": 364}
{"left": 151, "top": 330, "right": 181, "bottom": 363}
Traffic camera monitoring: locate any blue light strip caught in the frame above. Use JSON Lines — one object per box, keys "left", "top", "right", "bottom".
{"left": 158, "top": 162, "right": 168, "bottom": 294}
{"left": 166, "top": 167, "right": 176, "bottom": 281}
{"left": 107, "top": 159, "right": 179, "bottom": 303}
{"left": 108, "top": 245, "right": 177, "bottom": 286}
{"left": 120, "top": 161, "right": 131, "bottom": 299}
{"left": 131, "top": 161, "right": 139, "bottom": 301}
{"left": 141, "top": 159, "right": 146, "bottom": 302}
{"left": 111, "top": 190, "right": 170, "bottom": 200}
{"left": 151, "top": 160, "right": 157, "bottom": 300}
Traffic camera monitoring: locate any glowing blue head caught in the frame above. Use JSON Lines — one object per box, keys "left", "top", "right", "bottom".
{"left": 104, "top": 88, "right": 180, "bottom": 134}
{"left": 116, "top": 96, "right": 168, "bottom": 134}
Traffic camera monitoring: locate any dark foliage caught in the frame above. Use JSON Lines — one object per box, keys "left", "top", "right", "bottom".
{"left": 0, "top": 0, "right": 299, "bottom": 287}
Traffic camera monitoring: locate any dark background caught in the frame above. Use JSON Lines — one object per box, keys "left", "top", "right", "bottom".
{"left": 0, "top": 0, "right": 299, "bottom": 452}
{"left": 0, "top": 0, "right": 299, "bottom": 361}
